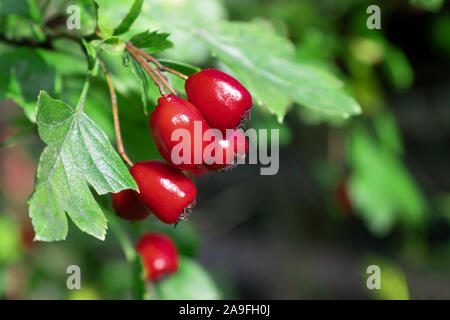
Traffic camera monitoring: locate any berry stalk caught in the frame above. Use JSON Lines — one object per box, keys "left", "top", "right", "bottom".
{"left": 126, "top": 42, "right": 178, "bottom": 96}
{"left": 126, "top": 43, "right": 168, "bottom": 96}
{"left": 99, "top": 58, "right": 134, "bottom": 167}
{"left": 126, "top": 42, "right": 188, "bottom": 80}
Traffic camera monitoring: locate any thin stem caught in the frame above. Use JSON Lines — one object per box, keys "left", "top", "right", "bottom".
{"left": 105, "top": 205, "right": 136, "bottom": 262}
{"left": 76, "top": 58, "right": 99, "bottom": 111}
{"left": 126, "top": 44, "right": 179, "bottom": 95}
{"left": 99, "top": 58, "right": 134, "bottom": 167}
{"left": 126, "top": 42, "right": 188, "bottom": 80}
{"left": 125, "top": 43, "right": 168, "bottom": 96}
{"left": 143, "top": 57, "right": 178, "bottom": 96}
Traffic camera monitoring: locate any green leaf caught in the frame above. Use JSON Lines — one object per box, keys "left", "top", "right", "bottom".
{"left": 133, "top": 0, "right": 227, "bottom": 64}
{"left": 158, "top": 59, "right": 201, "bottom": 76}
{"left": 383, "top": 44, "right": 414, "bottom": 91}
{"left": 349, "top": 125, "right": 426, "bottom": 236}
{"left": 373, "top": 112, "right": 403, "bottom": 155}
{"left": 95, "top": 0, "right": 143, "bottom": 37}
{"left": 0, "top": 216, "right": 21, "bottom": 263}
{"left": 131, "top": 255, "right": 148, "bottom": 300}
{"left": 410, "top": 0, "right": 444, "bottom": 12}
{"left": 155, "top": 257, "right": 221, "bottom": 300}
{"left": 364, "top": 256, "right": 409, "bottom": 300}
{"left": 92, "top": 36, "right": 126, "bottom": 56}
{"left": 28, "top": 91, "right": 138, "bottom": 241}
{"left": 0, "top": 0, "right": 40, "bottom": 21}
{"left": 114, "top": 0, "right": 144, "bottom": 36}
{"left": 197, "top": 22, "right": 361, "bottom": 122}
{"left": 125, "top": 52, "right": 158, "bottom": 115}
{"left": 129, "top": 29, "right": 173, "bottom": 54}
{"left": 82, "top": 38, "right": 98, "bottom": 69}
{"left": 0, "top": 47, "right": 55, "bottom": 122}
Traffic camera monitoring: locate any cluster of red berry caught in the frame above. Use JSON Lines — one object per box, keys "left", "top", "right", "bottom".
{"left": 112, "top": 69, "right": 252, "bottom": 224}
{"left": 111, "top": 69, "right": 252, "bottom": 281}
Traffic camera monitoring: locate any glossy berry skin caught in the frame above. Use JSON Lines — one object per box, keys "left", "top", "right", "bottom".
{"left": 185, "top": 69, "right": 253, "bottom": 132}
{"left": 136, "top": 232, "right": 179, "bottom": 282}
{"left": 150, "top": 94, "right": 212, "bottom": 170}
{"left": 130, "top": 160, "right": 197, "bottom": 224}
{"left": 232, "top": 129, "right": 249, "bottom": 160}
{"left": 112, "top": 189, "right": 150, "bottom": 221}
{"left": 206, "top": 130, "right": 248, "bottom": 170}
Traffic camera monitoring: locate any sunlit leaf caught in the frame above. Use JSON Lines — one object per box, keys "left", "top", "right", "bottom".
{"left": 28, "top": 91, "right": 138, "bottom": 241}
{"left": 129, "top": 29, "right": 172, "bottom": 54}
{"left": 349, "top": 125, "right": 426, "bottom": 236}
{"left": 155, "top": 257, "right": 221, "bottom": 300}
{"left": 197, "top": 22, "right": 361, "bottom": 122}
{"left": 114, "top": 0, "right": 144, "bottom": 36}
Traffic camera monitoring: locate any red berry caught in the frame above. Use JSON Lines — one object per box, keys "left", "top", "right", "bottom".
{"left": 185, "top": 68, "right": 253, "bottom": 132}
{"left": 334, "top": 178, "right": 353, "bottom": 215}
{"left": 130, "top": 160, "right": 197, "bottom": 224}
{"left": 206, "top": 130, "right": 248, "bottom": 170}
{"left": 150, "top": 94, "right": 212, "bottom": 170}
{"left": 187, "top": 166, "right": 209, "bottom": 179}
{"left": 232, "top": 129, "right": 249, "bottom": 160}
{"left": 112, "top": 189, "right": 150, "bottom": 221}
{"left": 20, "top": 219, "right": 36, "bottom": 251}
{"left": 136, "top": 232, "right": 179, "bottom": 282}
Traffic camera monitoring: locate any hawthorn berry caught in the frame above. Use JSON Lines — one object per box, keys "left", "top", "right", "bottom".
{"left": 112, "top": 189, "right": 150, "bottom": 221}
{"left": 206, "top": 129, "right": 248, "bottom": 170}
{"left": 185, "top": 68, "right": 253, "bottom": 132}
{"left": 136, "top": 232, "right": 179, "bottom": 282}
{"left": 187, "top": 166, "right": 209, "bottom": 179}
{"left": 334, "top": 178, "right": 353, "bottom": 215}
{"left": 150, "top": 94, "right": 212, "bottom": 170}
{"left": 130, "top": 160, "right": 197, "bottom": 224}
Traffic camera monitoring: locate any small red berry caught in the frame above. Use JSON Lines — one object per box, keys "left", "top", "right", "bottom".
{"left": 130, "top": 160, "right": 197, "bottom": 224}
{"left": 232, "top": 129, "right": 249, "bottom": 160}
{"left": 112, "top": 189, "right": 150, "bottom": 221}
{"left": 206, "top": 130, "right": 248, "bottom": 170}
{"left": 136, "top": 232, "right": 179, "bottom": 282}
{"left": 150, "top": 94, "right": 212, "bottom": 170}
{"left": 185, "top": 68, "right": 253, "bottom": 132}
{"left": 334, "top": 178, "right": 353, "bottom": 215}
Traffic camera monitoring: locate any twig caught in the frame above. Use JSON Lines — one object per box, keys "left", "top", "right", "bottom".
{"left": 99, "top": 58, "right": 134, "bottom": 167}
{"left": 126, "top": 43, "right": 168, "bottom": 96}
{"left": 126, "top": 42, "right": 177, "bottom": 95}
{"left": 126, "top": 42, "right": 188, "bottom": 80}
{"left": 76, "top": 59, "right": 99, "bottom": 111}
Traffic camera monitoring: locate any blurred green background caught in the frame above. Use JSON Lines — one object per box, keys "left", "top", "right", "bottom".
{"left": 0, "top": 0, "right": 450, "bottom": 299}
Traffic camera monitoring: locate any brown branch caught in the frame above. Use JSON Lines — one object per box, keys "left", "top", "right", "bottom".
{"left": 134, "top": 44, "right": 189, "bottom": 80}
{"left": 125, "top": 41, "right": 188, "bottom": 80}
{"left": 125, "top": 42, "right": 168, "bottom": 96}
{"left": 99, "top": 58, "right": 134, "bottom": 167}
{"left": 126, "top": 43, "right": 178, "bottom": 96}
